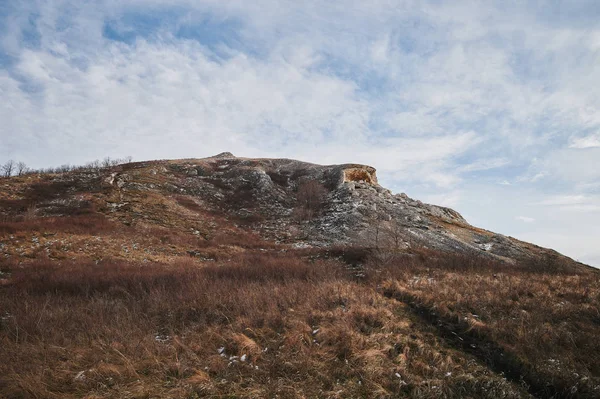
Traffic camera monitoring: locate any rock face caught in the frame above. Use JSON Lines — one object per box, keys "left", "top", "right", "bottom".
{"left": 2, "top": 152, "right": 584, "bottom": 269}
{"left": 89, "top": 153, "right": 580, "bottom": 267}
{"left": 342, "top": 166, "right": 378, "bottom": 185}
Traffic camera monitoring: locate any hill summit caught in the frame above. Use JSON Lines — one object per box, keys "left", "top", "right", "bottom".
{"left": 1, "top": 152, "right": 585, "bottom": 268}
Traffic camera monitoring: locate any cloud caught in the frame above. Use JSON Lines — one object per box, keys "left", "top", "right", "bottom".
{"left": 422, "top": 190, "right": 463, "bottom": 208}
{"left": 458, "top": 158, "right": 510, "bottom": 173}
{"left": 516, "top": 216, "right": 535, "bottom": 223}
{"left": 539, "top": 195, "right": 600, "bottom": 214}
{"left": 538, "top": 195, "right": 589, "bottom": 206}
{"left": 1, "top": 39, "right": 366, "bottom": 163}
{"left": 1, "top": 0, "right": 600, "bottom": 266}
{"left": 570, "top": 132, "right": 600, "bottom": 149}
{"left": 536, "top": 195, "right": 600, "bottom": 213}
{"left": 535, "top": 148, "right": 600, "bottom": 185}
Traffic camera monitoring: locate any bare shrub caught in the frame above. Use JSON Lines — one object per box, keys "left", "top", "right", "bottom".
{"left": 0, "top": 214, "right": 116, "bottom": 235}
{"left": 294, "top": 179, "right": 327, "bottom": 220}
{"left": 24, "top": 204, "right": 37, "bottom": 220}
{"left": 1, "top": 160, "right": 14, "bottom": 177}
{"left": 16, "top": 162, "right": 28, "bottom": 176}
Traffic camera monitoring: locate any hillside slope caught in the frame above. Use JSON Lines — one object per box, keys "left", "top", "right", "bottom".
{"left": 0, "top": 153, "right": 588, "bottom": 270}
{"left": 0, "top": 154, "right": 598, "bottom": 398}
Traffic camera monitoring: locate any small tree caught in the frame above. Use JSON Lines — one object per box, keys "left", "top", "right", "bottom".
{"left": 361, "top": 210, "right": 405, "bottom": 266}
{"left": 294, "top": 180, "right": 328, "bottom": 220}
{"left": 383, "top": 218, "right": 407, "bottom": 251}
{"left": 1, "top": 160, "right": 15, "bottom": 177}
{"left": 367, "top": 210, "right": 387, "bottom": 250}
{"left": 58, "top": 164, "right": 72, "bottom": 173}
{"left": 16, "top": 161, "right": 28, "bottom": 176}
{"left": 87, "top": 160, "right": 101, "bottom": 171}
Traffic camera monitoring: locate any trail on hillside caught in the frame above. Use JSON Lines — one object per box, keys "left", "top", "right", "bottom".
{"left": 383, "top": 288, "right": 573, "bottom": 399}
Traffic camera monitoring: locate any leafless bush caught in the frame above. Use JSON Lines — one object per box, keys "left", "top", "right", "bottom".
{"left": 24, "top": 204, "right": 37, "bottom": 220}
{"left": 16, "top": 162, "right": 28, "bottom": 176}
{"left": 1, "top": 160, "right": 14, "bottom": 177}
{"left": 17, "top": 156, "right": 134, "bottom": 176}
{"left": 294, "top": 179, "right": 328, "bottom": 220}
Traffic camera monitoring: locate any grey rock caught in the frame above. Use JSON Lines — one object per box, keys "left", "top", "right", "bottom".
{"left": 42, "top": 153, "right": 586, "bottom": 269}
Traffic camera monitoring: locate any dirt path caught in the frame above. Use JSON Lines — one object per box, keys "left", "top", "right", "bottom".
{"left": 382, "top": 288, "right": 570, "bottom": 399}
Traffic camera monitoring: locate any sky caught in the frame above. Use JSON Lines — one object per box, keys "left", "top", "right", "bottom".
{"left": 1, "top": 1, "right": 599, "bottom": 267}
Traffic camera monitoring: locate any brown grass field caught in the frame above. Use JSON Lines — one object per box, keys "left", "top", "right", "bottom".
{"left": 1, "top": 243, "right": 599, "bottom": 398}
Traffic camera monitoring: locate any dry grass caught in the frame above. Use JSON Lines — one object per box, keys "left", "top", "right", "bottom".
{"left": 0, "top": 214, "right": 116, "bottom": 235}
{"left": 375, "top": 250, "right": 600, "bottom": 398}
{"left": 0, "top": 251, "right": 532, "bottom": 399}
{"left": 1, "top": 163, "right": 599, "bottom": 398}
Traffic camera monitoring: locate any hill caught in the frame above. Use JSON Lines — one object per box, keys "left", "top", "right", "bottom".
{"left": 0, "top": 154, "right": 598, "bottom": 398}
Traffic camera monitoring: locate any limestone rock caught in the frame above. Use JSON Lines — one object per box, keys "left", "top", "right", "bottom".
{"left": 18, "top": 152, "right": 584, "bottom": 269}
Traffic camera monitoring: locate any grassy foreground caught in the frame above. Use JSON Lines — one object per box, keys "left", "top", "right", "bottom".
{"left": 1, "top": 248, "right": 599, "bottom": 398}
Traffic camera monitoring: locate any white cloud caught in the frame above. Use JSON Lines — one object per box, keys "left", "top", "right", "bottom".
{"left": 458, "top": 158, "right": 510, "bottom": 173}
{"left": 570, "top": 132, "right": 600, "bottom": 149}
{"left": 422, "top": 191, "right": 463, "bottom": 208}
{"left": 536, "top": 148, "right": 600, "bottom": 184}
{"left": 538, "top": 195, "right": 589, "bottom": 206}
{"left": 536, "top": 195, "right": 600, "bottom": 213}
{"left": 515, "top": 216, "right": 535, "bottom": 223}
{"left": 370, "top": 35, "right": 390, "bottom": 64}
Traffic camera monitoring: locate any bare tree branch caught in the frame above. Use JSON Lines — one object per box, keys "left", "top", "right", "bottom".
{"left": 1, "top": 160, "right": 15, "bottom": 177}
{"left": 16, "top": 162, "right": 28, "bottom": 176}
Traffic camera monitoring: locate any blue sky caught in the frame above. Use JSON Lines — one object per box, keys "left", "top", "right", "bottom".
{"left": 1, "top": 1, "right": 599, "bottom": 266}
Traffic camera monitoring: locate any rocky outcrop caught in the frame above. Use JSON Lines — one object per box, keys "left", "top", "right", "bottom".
{"left": 84, "top": 153, "right": 588, "bottom": 268}
{"left": 342, "top": 166, "right": 378, "bottom": 185}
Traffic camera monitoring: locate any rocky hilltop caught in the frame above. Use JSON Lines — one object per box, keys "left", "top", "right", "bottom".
{"left": 1, "top": 152, "right": 586, "bottom": 270}
{"left": 106, "top": 153, "right": 584, "bottom": 267}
